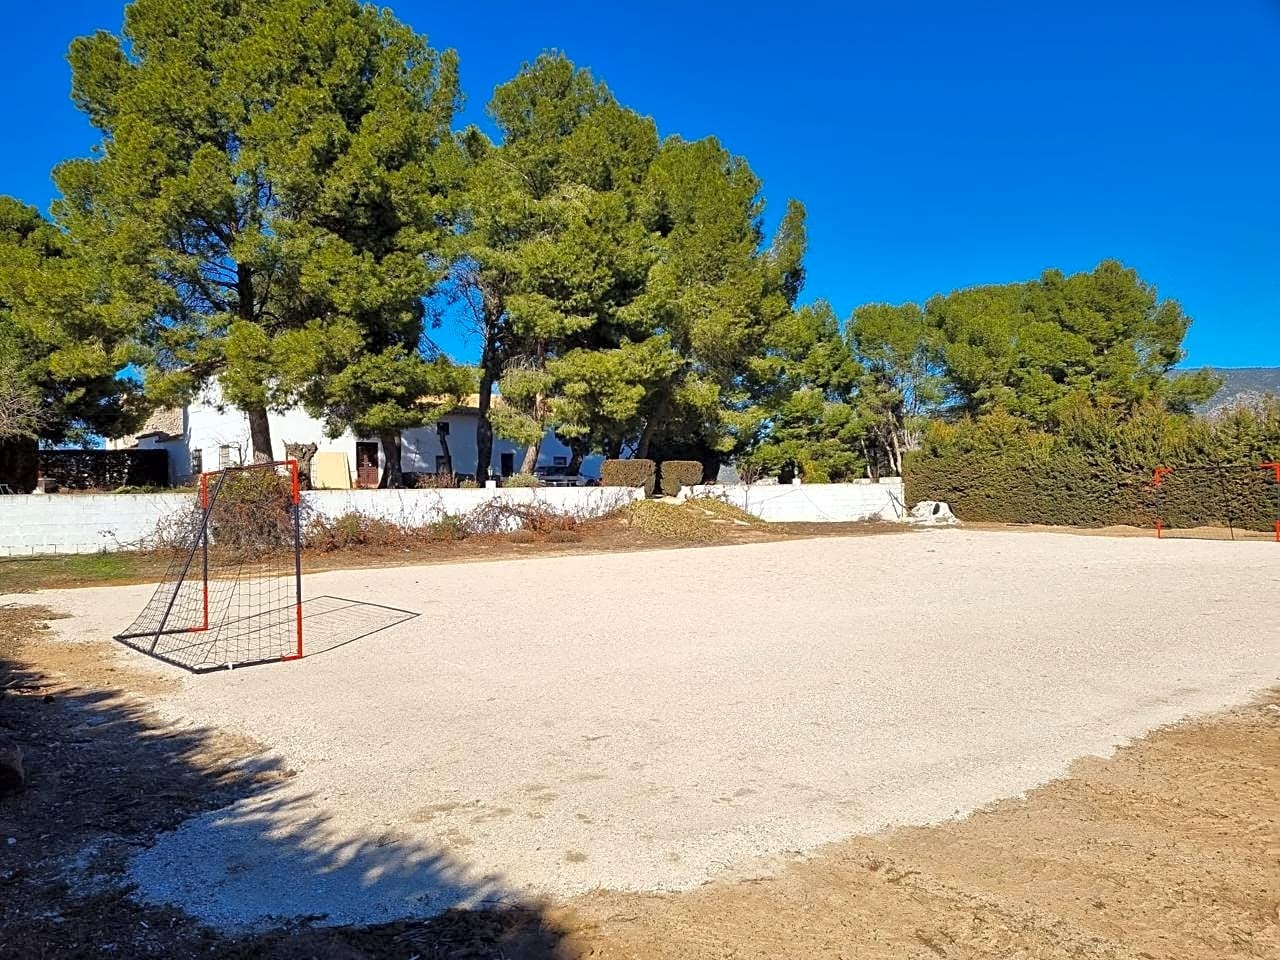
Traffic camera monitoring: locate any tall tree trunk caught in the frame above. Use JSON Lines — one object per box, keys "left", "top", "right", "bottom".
{"left": 888, "top": 428, "right": 902, "bottom": 477}
{"left": 636, "top": 391, "right": 670, "bottom": 460}
{"left": 519, "top": 429, "right": 541, "bottom": 474}
{"left": 474, "top": 365, "right": 495, "bottom": 479}
{"left": 247, "top": 407, "right": 273, "bottom": 462}
{"left": 473, "top": 288, "right": 503, "bottom": 481}
{"left": 437, "top": 424, "right": 453, "bottom": 475}
{"left": 236, "top": 262, "right": 273, "bottom": 461}
{"left": 378, "top": 432, "right": 403, "bottom": 489}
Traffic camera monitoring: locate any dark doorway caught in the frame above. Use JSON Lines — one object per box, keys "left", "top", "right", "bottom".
{"left": 500, "top": 452, "right": 515, "bottom": 477}
{"left": 355, "top": 441, "right": 380, "bottom": 488}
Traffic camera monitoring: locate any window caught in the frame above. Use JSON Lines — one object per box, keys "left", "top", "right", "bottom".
{"left": 190, "top": 450, "right": 203, "bottom": 475}
{"left": 500, "top": 452, "right": 514, "bottom": 477}
{"left": 218, "top": 444, "right": 235, "bottom": 469}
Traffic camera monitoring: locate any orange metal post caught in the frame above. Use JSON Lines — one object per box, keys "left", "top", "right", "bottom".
{"left": 1262, "top": 463, "right": 1280, "bottom": 543}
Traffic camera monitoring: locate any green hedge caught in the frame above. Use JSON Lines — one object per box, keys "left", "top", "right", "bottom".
{"left": 905, "top": 401, "right": 1280, "bottom": 531}
{"left": 658, "top": 460, "right": 704, "bottom": 496}
{"left": 601, "top": 458, "right": 656, "bottom": 496}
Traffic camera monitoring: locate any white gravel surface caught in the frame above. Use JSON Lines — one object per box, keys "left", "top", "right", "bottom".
{"left": 14, "top": 529, "right": 1280, "bottom": 929}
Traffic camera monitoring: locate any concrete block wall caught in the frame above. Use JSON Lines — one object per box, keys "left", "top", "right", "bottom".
{"left": 0, "top": 492, "right": 192, "bottom": 556}
{"left": 0, "top": 486, "right": 644, "bottom": 557}
{"left": 685, "top": 480, "right": 905, "bottom": 523}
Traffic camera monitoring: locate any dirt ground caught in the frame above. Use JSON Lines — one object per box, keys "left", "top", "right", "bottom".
{"left": 570, "top": 688, "right": 1280, "bottom": 959}
{"left": 2, "top": 599, "right": 1276, "bottom": 958}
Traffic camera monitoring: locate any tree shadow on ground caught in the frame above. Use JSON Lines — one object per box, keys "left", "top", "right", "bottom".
{"left": 0, "top": 603, "right": 582, "bottom": 959}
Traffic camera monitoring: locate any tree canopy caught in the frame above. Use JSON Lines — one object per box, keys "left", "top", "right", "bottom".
{"left": 59, "top": 0, "right": 464, "bottom": 462}
{"left": 0, "top": 197, "right": 143, "bottom": 445}
{"left": 3, "top": 5, "right": 1227, "bottom": 489}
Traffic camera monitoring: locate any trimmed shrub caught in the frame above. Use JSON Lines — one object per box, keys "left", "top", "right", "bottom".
{"left": 39, "top": 449, "right": 168, "bottom": 490}
{"left": 905, "top": 400, "right": 1280, "bottom": 531}
{"left": 601, "top": 458, "right": 656, "bottom": 496}
{"left": 502, "top": 472, "right": 541, "bottom": 488}
{"left": 658, "top": 460, "right": 704, "bottom": 496}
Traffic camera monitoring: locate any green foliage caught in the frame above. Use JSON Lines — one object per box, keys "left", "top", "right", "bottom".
{"left": 926, "top": 261, "right": 1219, "bottom": 424}
{"left": 0, "top": 197, "right": 144, "bottom": 444}
{"left": 744, "top": 301, "right": 865, "bottom": 481}
{"left": 501, "top": 472, "right": 541, "bottom": 488}
{"left": 59, "top": 0, "right": 462, "bottom": 457}
{"left": 846, "top": 301, "right": 947, "bottom": 475}
{"left": 906, "top": 398, "right": 1280, "bottom": 530}
{"left": 658, "top": 460, "right": 704, "bottom": 496}
{"left": 601, "top": 458, "right": 656, "bottom": 495}
{"left": 455, "top": 53, "right": 659, "bottom": 468}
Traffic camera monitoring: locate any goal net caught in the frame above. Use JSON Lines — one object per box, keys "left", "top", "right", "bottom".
{"left": 115, "top": 461, "right": 304, "bottom": 671}
{"left": 1152, "top": 462, "right": 1280, "bottom": 541}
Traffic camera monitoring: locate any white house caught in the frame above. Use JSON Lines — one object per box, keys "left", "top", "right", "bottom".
{"left": 109, "top": 383, "right": 602, "bottom": 488}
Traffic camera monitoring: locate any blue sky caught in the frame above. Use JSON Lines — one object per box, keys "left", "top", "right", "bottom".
{"left": 2, "top": 0, "right": 1276, "bottom": 368}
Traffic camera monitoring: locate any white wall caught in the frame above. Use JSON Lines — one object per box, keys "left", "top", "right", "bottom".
{"left": 0, "top": 486, "right": 644, "bottom": 557}
{"left": 685, "top": 480, "right": 906, "bottom": 523}
{"left": 0, "top": 492, "right": 193, "bottom": 556}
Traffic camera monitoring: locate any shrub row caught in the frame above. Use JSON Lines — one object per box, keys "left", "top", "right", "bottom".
{"left": 601, "top": 458, "right": 655, "bottom": 496}
{"left": 39, "top": 449, "right": 169, "bottom": 491}
{"left": 601, "top": 459, "right": 707, "bottom": 496}
{"left": 657, "top": 460, "right": 704, "bottom": 496}
{"left": 905, "top": 401, "right": 1280, "bottom": 531}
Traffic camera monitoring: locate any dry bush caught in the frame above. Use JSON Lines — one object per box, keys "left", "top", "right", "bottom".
{"left": 207, "top": 469, "right": 300, "bottom": 556}
{"left": 619, "top": 500, "right": 721, "bottom": 541}
{"left": 410, "top": 472, "right": 458, "bottom": 489}
{"left": 458, "top": 499, "right": 579, "bottom": 538}
{"left": 546, "top": 528, "right": 582, "bottom": 543}
{"left": 305, "top": 512, "right": 465, "bottom": 552}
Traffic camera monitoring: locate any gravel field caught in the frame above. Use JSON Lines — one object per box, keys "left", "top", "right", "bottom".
{"left": 12, "top": 529, "right": 1280, "bottom": 930}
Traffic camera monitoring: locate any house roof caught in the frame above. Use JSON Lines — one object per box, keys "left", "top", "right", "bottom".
{"left": 119, "top": 406, "right": 183, "bottom": 446}
{"left": 429, "top": 393, "right": 507, "bottom": 414}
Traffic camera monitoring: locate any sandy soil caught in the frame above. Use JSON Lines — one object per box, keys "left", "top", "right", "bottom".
{"left": 8, "top": 528, "right": 1278, "bottom": 934}
{"left": 565, "top": 688, "right": 1280, "bottom": 959}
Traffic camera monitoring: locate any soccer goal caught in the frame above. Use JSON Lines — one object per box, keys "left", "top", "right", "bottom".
{"left": 1152, "top": 462, "right": 1280, "bottom": 541}
{"left": 114, "top": 460, "right": 304, "bottom": 671}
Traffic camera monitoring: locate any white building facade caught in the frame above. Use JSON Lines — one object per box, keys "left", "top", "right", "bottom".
{"left": 110, "top": 384, "right": 600, "bottom": 488}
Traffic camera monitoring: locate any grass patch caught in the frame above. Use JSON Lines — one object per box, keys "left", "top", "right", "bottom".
{"left": 0, "top": 552, "right": 170, "bottom": 593}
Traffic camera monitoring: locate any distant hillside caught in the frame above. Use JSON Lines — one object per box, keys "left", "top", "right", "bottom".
{"left": 1190, "top": 366, "right": 1280, "bottom": 415}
